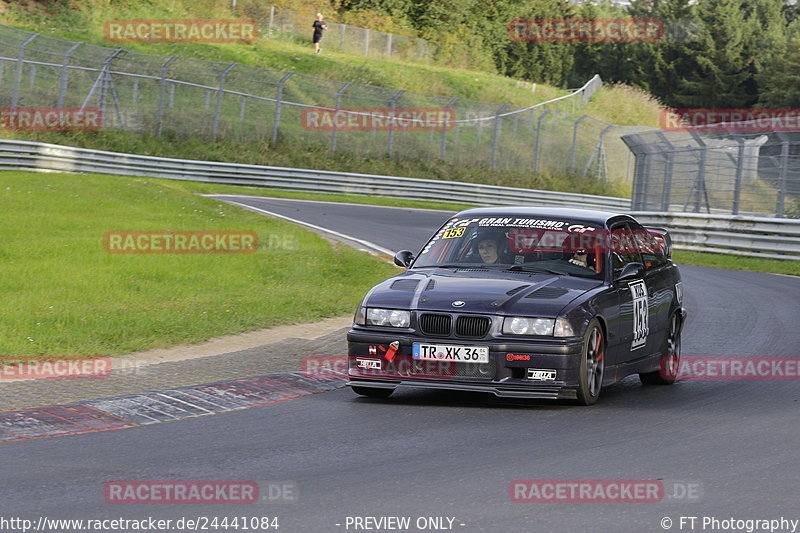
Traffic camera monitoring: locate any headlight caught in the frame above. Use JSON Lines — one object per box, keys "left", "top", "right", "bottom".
{"left": 554, "top": 317, "right": 575, "bottom": 337}
{"left": 502, "top": 317, "right": 554, "bottom": 336}
{"left": 366, "top": 308, "right": 411, "bottom": 328}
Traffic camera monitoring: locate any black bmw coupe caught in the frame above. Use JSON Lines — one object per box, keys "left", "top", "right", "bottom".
{"left": 347, "top": 207, "right": 686, "bottom": 405}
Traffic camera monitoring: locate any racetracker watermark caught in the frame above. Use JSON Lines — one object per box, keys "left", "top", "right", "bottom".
{"left": 666, "top": 357, "right": 800, "bottom": 381}
{"left": 661, "top": 108, "right": 800, "bottom": 132}
{"left": 509, "top": 18, "right": 664, "bottom": 42}
{"left": 510, "top": 480, "right": 702, "bottom": 503}
{"left": 104, "top": 19, "right": 258, "bottom": 43}
{"left": 0, "top": 356, "right": 111, "bottom": 380}
{"left": 300, "top": 355, "right": 348, "bottom": 378}
{"left": 103, "top": 231, "right": 258, "bottom": 254}
{"left": 300, "top": 108, "right": 455, "bottom": 131}
{"left": 103, "top": 481, "right": 298, "bottom": 504}
{"left": 0, "top": 107, "right": 102, "bottom": 131}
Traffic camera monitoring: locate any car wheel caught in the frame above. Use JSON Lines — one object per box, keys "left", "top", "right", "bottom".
{"left": 351, "top": 385, "right": 394, "bottom": 398}
{"left": 575, "top": 319, "right": 605, "bottom": 406}
{"left": 640, "top": 311, "right": 681, "bottom": 385}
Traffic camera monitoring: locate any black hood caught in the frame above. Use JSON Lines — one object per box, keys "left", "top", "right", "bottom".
{"left": 365, "top": 270, "right": 602, "bottom": 318}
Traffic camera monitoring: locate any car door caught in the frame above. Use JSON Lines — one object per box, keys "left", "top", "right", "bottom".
{"left": 632, "top": 222, "right": 672, "bottom": 354}
{"left": 609, "top": 223, "right": 651, "bottom": 364}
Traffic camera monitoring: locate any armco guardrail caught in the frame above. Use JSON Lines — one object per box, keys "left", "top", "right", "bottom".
{"left": 0, "top": 139, "right": 629, "bottom": 210}
{"left": 632, "top": 212, "right": 800, "bottom": 261}
{"left": 1, "top": 139, "right": 798, "bottom": 260}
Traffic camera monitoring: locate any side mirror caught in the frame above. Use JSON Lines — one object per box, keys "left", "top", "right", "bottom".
{"left": 615, "top": 262, "right": 644, "bottom": 282}
{"left": 393, "top": 250, "right": 414, "bottom": 268}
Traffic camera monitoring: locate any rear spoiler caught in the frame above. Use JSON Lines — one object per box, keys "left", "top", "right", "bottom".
{"left": 644, "top": 227, "right": 672, "bottom": 258}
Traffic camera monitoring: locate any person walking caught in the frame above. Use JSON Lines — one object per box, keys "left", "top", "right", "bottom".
{"left": 312, "top": 13, "right": 327, "bottom": 54}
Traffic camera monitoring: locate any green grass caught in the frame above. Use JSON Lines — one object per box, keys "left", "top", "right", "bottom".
{"left": 0, "top": 170, "right": 398, "bottom": 356}
{"left": 672, "top": 251, "right": 799, "bottom": 277}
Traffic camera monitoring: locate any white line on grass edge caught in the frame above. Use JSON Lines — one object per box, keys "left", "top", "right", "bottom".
{"left": 214, "top": 198, "right": 397, "bottom": 257}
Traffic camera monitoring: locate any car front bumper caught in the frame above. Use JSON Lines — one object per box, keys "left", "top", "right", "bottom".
{"left": 347, "top": 328, "right": 584, "bottom": 400}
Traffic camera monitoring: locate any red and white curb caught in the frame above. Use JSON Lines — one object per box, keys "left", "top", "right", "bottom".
{"left": 0, "top": 372, "right": 345, "bottom": 443}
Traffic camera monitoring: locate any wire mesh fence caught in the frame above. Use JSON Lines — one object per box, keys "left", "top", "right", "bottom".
{"left": 622, "top": 126, "right": 800, "bottom": 218}
{"left": 0, "top": 23, "right": 650, "bottom": 184}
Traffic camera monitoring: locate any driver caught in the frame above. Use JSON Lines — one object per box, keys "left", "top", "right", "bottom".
{"left": 569, "top": 248, "right": 589, "bottom": 268}
{"left": 473, "top": 230, "right": 507, "bottom": 264}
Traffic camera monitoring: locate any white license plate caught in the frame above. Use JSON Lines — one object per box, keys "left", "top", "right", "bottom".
{"left": 527, "top": 369, "right": 557, "bottom": 381}
{"left": 413, "top": 343, "right": 489, "bottom": 363}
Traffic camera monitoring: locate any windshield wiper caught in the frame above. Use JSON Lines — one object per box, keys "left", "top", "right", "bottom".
{"left": 504, "top": 265, "right": 567, "bottom": 276}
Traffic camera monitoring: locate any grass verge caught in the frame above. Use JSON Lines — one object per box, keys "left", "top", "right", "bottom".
{"left": 672, "top": 251, "right": 799, "bottom": 277}
{"left": 0, "top": 170, "right": 397, "bottom": 356}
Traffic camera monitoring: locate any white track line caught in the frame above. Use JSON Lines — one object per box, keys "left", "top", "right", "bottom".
{"left": 218, "top": 199, "right": 396, "bottom": 257}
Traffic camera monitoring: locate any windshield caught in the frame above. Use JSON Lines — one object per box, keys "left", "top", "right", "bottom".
{"left": 413, "top": 215, "right": 605, "bottom": 278}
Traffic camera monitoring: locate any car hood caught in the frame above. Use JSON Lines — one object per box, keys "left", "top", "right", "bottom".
{"left": 365, "top": 270, "right": 603, "bottom": 318}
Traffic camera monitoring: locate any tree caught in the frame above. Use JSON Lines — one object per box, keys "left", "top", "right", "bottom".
{"left": 758, "top": 37, "right": 800, "bottom": 107}
{"left": 673, "top": 0, "right": 753, "bottom": 108}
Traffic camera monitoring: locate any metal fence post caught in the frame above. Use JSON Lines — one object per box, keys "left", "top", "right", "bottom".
{"left": 81, "top": 48, "right": 124, "bottom": 126}
{"left": 568, "top": 115, "right": 589, "bottom": 170}
{"left": 777, "top": 141, "right": 789, "bottom": 217}
{"left": 330, "top": 81, "right": 352, "bottom": 152}
{"left": 212, "top": 63, "right": 237, "bottom": 140}
{"left": 583, "top": 124, "right": 614, "bottom": 180}
{"left": 365, "top": 29, "right": 370, "bottom": 56}
{"left": 268, "top": 6, "right": 275, "bottom": 35}
{"left": 732, "top": 139, "right": 745, "bottom": 215}
{"left": 440, "top": 97, "right": 458, "bottom": 159}
{"left": 684, "top": 148, "right": 709, "bottom": 213}
{"left": 386, "top": 33, "right": 392, "bottom": 58}
{"left": 386, "top": 89, "right": 406, "bottom": 156}
{"left": 340, "top": 24, "right": 346, "bottom": 48}
{"left": 661, "top": 151, "right": 675, "bottom": 211}
{"left": 11, "top": 33, "right": 39, "bottom": 108}
{"left": 272, "top": 71, "right": 294, "bottom": 143}
{"left": 533, "top": 110, "right": 551, "bottom": 173}
{"left": 491, "top": 104, "right": 509, "bottom": 169}
{"left": 155, "top": 56, "right": 179, "bottom": 136}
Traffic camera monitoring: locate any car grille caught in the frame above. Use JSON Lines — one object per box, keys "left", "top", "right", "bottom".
{"left": 455, "top": 316, "right": 491, "bottom": 338}
{"left": 419, "top": 313, "right": 451, "bottom": 336}
{"left": 418, "top": 313, "right": 491, "bottom": 338}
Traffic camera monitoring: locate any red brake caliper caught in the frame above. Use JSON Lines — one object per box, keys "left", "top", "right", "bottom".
{"left": 595, "top": 331, "right": 604, "bottom": 362}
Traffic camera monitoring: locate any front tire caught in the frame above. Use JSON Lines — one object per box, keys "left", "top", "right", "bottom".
{"left": 575, "top": 319, "right": 605, "bottom": 406}
{"left": 640, "top": 312, "right": 681, "bottom": 385}
{"left": 351, "top": 385, "right": 394, "bottom": 398}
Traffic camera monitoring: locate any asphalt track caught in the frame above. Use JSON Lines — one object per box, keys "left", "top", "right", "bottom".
{"left": 2, "top": 197, "right": 799, "bottom": 533}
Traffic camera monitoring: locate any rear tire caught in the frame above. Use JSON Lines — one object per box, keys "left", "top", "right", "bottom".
{"left": 640, "top": 312, "right": 681, "bottom": 385}
{"left": 575, "top": 319, "right": 605, "bottom": 406}
{"left": 351, "top": 385, "right": 394, "bottom": 398}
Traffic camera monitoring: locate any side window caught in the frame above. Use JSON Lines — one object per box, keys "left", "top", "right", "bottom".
{"left": 631, "top": 224, "right": 667, "bottom": 269}
{"left": 610, "top": 224, "right": 643, "bottom": 272}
